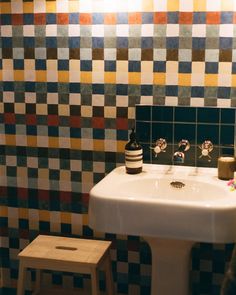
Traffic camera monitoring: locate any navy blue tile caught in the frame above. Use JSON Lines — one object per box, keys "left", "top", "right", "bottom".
{"left": 24, "top": 37, "right": 35, "bottom": 48}
{"left": 174, "top": 107, "right": 196, "bottom": 123}
{"left": 167, "top": 12, "right": 179, "bottom": 24}
{"left": 197, "top": 124, "right": 220, "bottom": 144}
{"left": 221, "top": 12, "right": 233, "bottom": 24}
{"left": 92, "top": 37, "right": 104, "bottom": 48}
{"left": 136, "top": 121, "right": 151, "bottom": 143}
{"left": 153, "top": 61, "right": 166, "bottom": 72}
{"left": 166, "top": 85, "right": 178, "bottom": 96}
{"left": 191, "top": 87, "right": 204, "bottom": 98}
{"left": 166, "top": 37, "right": 179, "bottom": 49}
{"left": 217, "top": 87, "right": 231, "bottom": 99}
{"left": 141, "top": 85, "right": 153, "bottom": 95}
{"left": 80, "top": 60, "right": 92, "bottom": 71}
{"left": 69, "top": 37, "right": 80, "bottom": 48}
{"left": 105, "top": 61, "right": 116, "bottom": 71}
{"left": 205, "top": 62, "right": 218, "bottom": 74}
{"left": 178, "top": 62, "right": 192, "bottom": 73}
{"left": 129, "top": 61, "right": 141, "bottom": 72}
{"left": 46, "top": 13, "right": 57, "bottom": 24}
{"left": 35, "top": 60, "right": 46, "bottom": 70}
{"left": 219, "top": 37, "right": 232, "bottom": 49}
{"left": 152, "top": 106, "right": 173, "bottom": 122}
{"left": 152, "top": 122, "right": 173, "bottom": 142}
{"left": 117, "top": 37, "right": 128, "bottom": 48}
{"left": 23, "top": 14, "right": 34, "bottom": 24}
{"left": 232, "top": 62, "right": 236, "bottom": 74}
{"left": 174, "top": 123, "right": 196, "bottom": 142}
{"left": 221, "top": 108, "right": 235, "bottom": 124}
{"left": 92, "top": 13, "right": 104, "bottom": 24}
{"left": 69, "top": 13, "right": 80, "bottom": 24}
{"left": 142, "top": 12, "right": 153, "bottom": 24}
{"left": 13, "top": 60, "right": 24, "bottom": 70}
{"left": 135, "top": 105, "right": 151, "bottom": 121}
{"left": 197, "top": 107, "right": 220, "bottom": 123}
{"left": 117, "top": 13, "right": 128, "bottom": 24}
{"left": 141, "top": 37, "right": 153, "bottom": 48}
{"left": 192, "top": 38, "right": 205, "bottom": 49}
{"left": 220, "top": 126, "right": 234, "bottom": 145}
{"left": 193, "top": 12, "right": 206, "bottom": 24}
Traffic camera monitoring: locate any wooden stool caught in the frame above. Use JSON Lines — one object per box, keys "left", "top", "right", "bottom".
{"left": 17, "top": 235, "right": 113, "bottom": 295}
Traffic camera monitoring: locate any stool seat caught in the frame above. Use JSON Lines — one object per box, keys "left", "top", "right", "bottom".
{"left": 17, "top": 235, "right": 113, "bottom": 295}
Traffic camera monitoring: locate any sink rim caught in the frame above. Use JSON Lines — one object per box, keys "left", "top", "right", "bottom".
{"left": 89, "top": 164, "right": 236, "bottom": 243}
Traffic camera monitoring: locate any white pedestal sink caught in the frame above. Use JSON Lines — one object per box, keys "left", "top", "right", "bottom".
{"left": 89, "top": 164, "right": 236, "bottom": 295}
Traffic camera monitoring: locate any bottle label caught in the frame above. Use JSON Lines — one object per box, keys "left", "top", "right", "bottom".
{"left": 125, "top": 149, "right": 143, "bottom": 169}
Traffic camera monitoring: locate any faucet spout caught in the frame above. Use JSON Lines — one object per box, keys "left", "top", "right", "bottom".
{"left": 173, "top": 140, "right": 190, "bottom": 164}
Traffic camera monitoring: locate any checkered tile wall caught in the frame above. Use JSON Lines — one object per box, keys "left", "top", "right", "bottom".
{"left": 1, "top": 0, "right": 236, "bottom": 294}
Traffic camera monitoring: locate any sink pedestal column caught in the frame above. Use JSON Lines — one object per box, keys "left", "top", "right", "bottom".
{"left": 144, "top": 237, "right": 195, "bottom": 295}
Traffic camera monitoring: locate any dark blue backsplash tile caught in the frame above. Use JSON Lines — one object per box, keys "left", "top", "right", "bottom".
{"left": 136, "top": 105, "right": 151, "bottom": 121}
{"left": 197, "top": 107, "right": 220, "bottom": 123}
{"left": 221, "top": 108, "right": 236, "bottom": 124}
{"left": 135, "top": 105, "right": 235, "bottom": 168}
{"left": 174, "top": 107, "right": 196, "bottom": 123}
{"left": 152, "top": 106, "right": 173, "bottom": 122}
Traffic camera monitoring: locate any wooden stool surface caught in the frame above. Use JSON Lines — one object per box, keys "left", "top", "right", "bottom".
{"left": 19, "top": 235, "right": 112, "bottom": 268}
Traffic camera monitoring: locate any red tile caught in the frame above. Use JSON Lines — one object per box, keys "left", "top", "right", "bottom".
{"left": 179, "top": 12, "right": 193, "bottom": 24}
{"left": 92, "top": 117, "right": 105, "bottom": 129}
{"left": 154, "top": 12, "right": 167, "bottom": 24}
{"left": 34, "top": 13, "right": 46, "bottom": 25}
{"left": 206, "top": 12, "right": 220, "bottom": 24}
{"left": 18, "top": 188, "right": 28, "bottom": 200}
{"left": 4, "top": 113, "right": 15, "bottom": 124}
{"left": 12, "top": 14, "right": 23, "bottom": 25}
{"left": 116, "top": 118, "right": 128, "bottom": 130}
{"left": 47, "top": 115, "right": 59, "bottom": 126}
{"left": 57, "top": 13, "right": 69, "bottom": 25}
{"left": 38, "top": 190, "right": 49, "bottom": 201}
{"left": 69, "top": 116, "right": 81, "bottom": 128}
{"left": 60, "top": 191, "right": 71, "bottom": 203}
{"left": 80, "top": 13, "right": 92, "bottom": 25}
{"left": 128, "top": 12, "right": 142, "bottom": 24}
{"left": 26, "top": 114, "right": 37, "bottom": 125}
{"left": 104, "top": 13, "right": 117, "bottom": 24}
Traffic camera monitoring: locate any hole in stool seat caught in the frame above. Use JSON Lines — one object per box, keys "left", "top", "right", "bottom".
{"left": 55, "top": 246, "right": 77, "bottom": 251}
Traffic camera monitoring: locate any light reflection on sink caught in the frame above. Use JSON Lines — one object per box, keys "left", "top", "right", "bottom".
{"left": 89, "top": 164, "right": 236, "bottom": 243}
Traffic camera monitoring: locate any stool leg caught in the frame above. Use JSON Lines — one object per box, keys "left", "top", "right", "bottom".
{"left": 17, "top": 261, "right": 26, "bottom": 295}
{"left": 33, "top": 269, "right": 41, "bottom": 294}
{"left": 91, "top": 268, "right": 99, "bottom": 295}
{"left": 104, "top": 256, "right": 114, "bottom": 295}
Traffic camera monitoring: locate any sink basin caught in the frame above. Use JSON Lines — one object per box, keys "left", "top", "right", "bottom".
{"left": 89, "top": 164, "right": 236, "bottom": 243}
{"left": 89, "top": 164, "right": 236, "bottom": 295}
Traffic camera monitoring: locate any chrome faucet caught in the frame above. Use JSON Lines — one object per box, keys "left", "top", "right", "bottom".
{"left": 173, "top": 139, "right": 190, "bottom": 164}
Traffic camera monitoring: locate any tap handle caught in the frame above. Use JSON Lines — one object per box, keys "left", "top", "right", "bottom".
{"left": 150, "top": 138, "right": 167, "bottom": 157}
{"left": 199, "top": 140, "right": 213, "bottom": 161}
{"left": 178, "top": 139, "right": 190, "bottom": 152}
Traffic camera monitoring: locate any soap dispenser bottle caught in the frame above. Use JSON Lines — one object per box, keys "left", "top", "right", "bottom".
{"left": 125, "top": 128, "right": 143, "bottom": 174}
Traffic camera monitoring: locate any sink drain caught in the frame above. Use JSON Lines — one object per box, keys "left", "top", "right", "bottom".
{"left": 170, "top": 181, "right": 185, "bottom": 189}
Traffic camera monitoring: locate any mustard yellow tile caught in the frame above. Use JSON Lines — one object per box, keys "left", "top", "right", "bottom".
{"left": 39, "top": 210, "right": 50, "bottom": 222}
{"left": 19, "top": 208, "right": 28, "bottom": 219}
{"left": 193, "top": 0, "right": 206, "bottom": 11}
{"left": 142, "top": 0, "right": 153, "bottom": 11}
{"left": 1, "top": 3, "right": 11, "bottom": 13}
{"left": 23, "top": 2, "right": 33, "bottom": 13}
{"left": 48, "top": 137, "right": 59, "bottom": 148}
{"left": 46, "top": 1, "right": 56, "bottom": 13}
{"left": 167, "top": 0, "right": 179, "bottom": 11}
{"left": 70, "top": 138, "right": 81, "bottom": 150}
{"left": 221, "top": 0, "right": 234, "bottom": 11}
{"left": 27, "top": 136, "right": 37, "bottom": 147}
{"left": 0, "top": 70, "right": 2, "bottom": 82}
{"left": 205, "top": 74, "right": 218, "bottom": 87}
{"left": 14, "top": 70, "right": 24, "bottom": 81}
{"left": 178, "top": 74, "right": 191, "bottom": 86}
{"left": 83, "top": 214, "right": 89, "bottom": 225}
{"left": 104, "top": 72, "right": 116, "bottom": 84}
{"left": 93, "top": 139, "right": 105, "bottom": 151}
{"left": 117, "top": 140, "right": 126, "bottom": 153}
{"left": 58, "top": 105, "right": 70, "bottom": 116}
{"left": 5, "top": 135, "right": 16, "bottom": 146}
{"left": 81, "top": 72, "right": 92, "bottom": 83}
{"left": 61, "top": 212, "right": 71, "bottom": 224}
{"left": 38, "top": 169, "right": 49, "bottom": 179}
{"left": 58, "top": 71, "right": 69, "bottom": 82}
{"left": 104, "top": 106, "right": 116, "bottom": 118}
{"left": 36, "top": 70, "right": 47, "bottom": 82}
{"left": 0, "top": 206, "right": 8, "bottom": 217}
{"left": 153, "top": 73, "right": 166, "bottom": 85}
{"left": 69, "top": 0, "right": 80, "bottom": 12}
{"left": 128, "top": 73, "right": 141, "bottom": 84}
{"left": 231, "top": 75, "right": 236, "bottom": 87}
